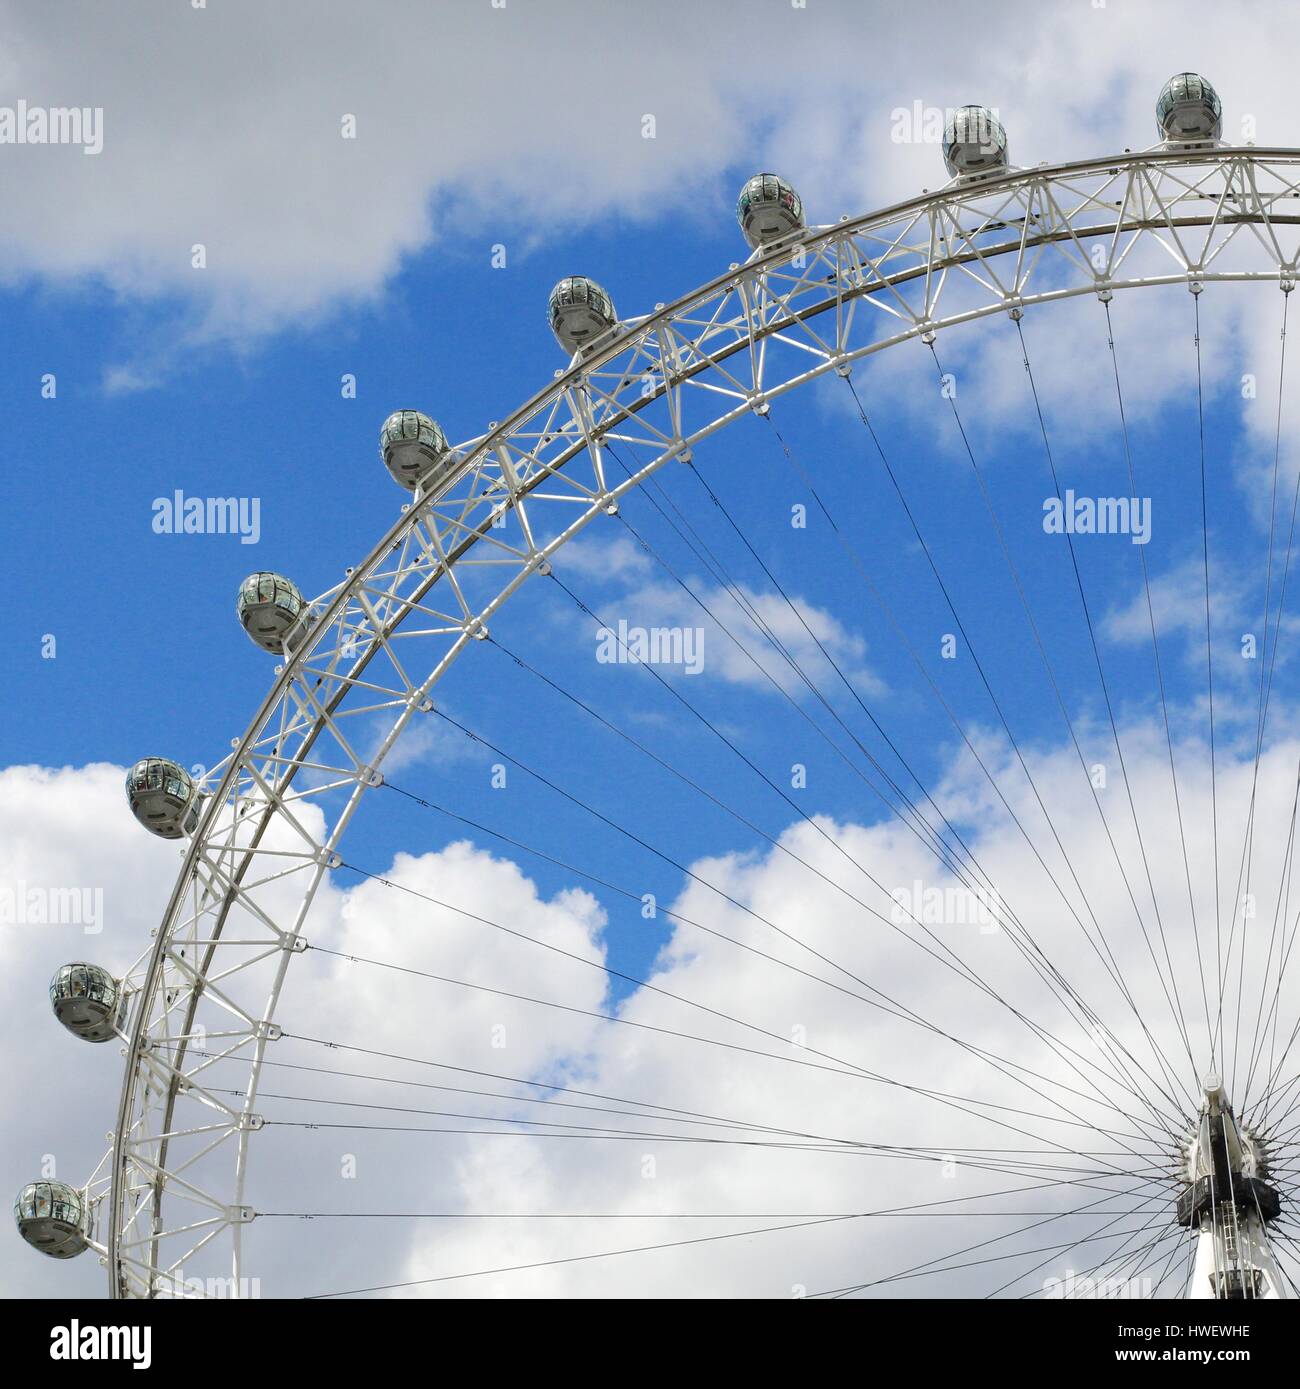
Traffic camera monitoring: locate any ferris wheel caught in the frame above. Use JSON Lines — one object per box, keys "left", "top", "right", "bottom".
{"left": 18, "top": 71, "right": 1300, "bottom": 1300}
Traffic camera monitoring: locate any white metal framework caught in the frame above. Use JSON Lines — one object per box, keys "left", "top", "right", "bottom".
{"left": 66, "top": 143, "right": 1300, "bottom": 1297}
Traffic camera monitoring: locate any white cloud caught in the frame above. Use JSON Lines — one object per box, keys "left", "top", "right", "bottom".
{"left": 559, "top": 533, "right": 653, "bottom": 586}
{"left": 553, "top": 533, "right": 882, "bottom": 698}
{"left": 10, "top": 718, "right": 1300, "bottom": 1297}
{"left": 365, "top": 710, "right": 1300, "bottom": 1298}
{"left": 8, "top": 0, "right": 1300, "bottom": 371}
{"left": 1104, "top": 554, "right": 1247, "bottom": 650}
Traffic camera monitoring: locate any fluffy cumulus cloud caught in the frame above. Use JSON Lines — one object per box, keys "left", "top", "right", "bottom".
{"left": 10, "top": 716, "right": 1300, "bottom": 1297}
{"left": 0, "top": 765, "right": 193, "bottom": 1296}
{"left": 357, "top": 713, "right": 1300, "bottom": 1299}
{"left": 5, "top": 1, "right": 1300, "bottom": 352}
{"left": 10, "top": 0, "right": 1300, "bottom": 585}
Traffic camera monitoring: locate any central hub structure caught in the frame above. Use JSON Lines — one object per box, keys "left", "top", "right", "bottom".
{"left": 1178, "top": 1076, "right": 1284, "bottom": 1299}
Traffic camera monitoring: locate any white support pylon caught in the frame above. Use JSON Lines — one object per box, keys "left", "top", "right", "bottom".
{"left": 1183, "top": 1076, "right": 1286, "bottom": 1299}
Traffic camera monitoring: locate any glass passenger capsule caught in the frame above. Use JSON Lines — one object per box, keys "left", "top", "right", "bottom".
{"left": 49, "top": 962, "right": 126, "bottom": 1043}
{"left": 942, "top": 105, "right": 1008, "bottom": 178}
{"left": 1157, "top": 73, "right": 1222, "bottom": 143}
{"left": 548, "top": 276, "right": 618, "bottom": 356}
{"left": 124, "top": 757, "right": 202, "bottom": 839}
{"left": 236, "top": 572, "right": 309, "bottom": 654}
{"left": 736, "top": 173, "right": 805, "bottom": 250}
{"left": 13, "top": 1181, "right": 88, "bottom": 1259}
{"left": 379, "top": 410, "right": 453, "bottom": 492}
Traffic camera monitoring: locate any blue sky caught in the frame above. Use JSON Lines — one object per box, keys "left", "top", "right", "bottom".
{"left": 10, "top": 0, "right": 1300, "bottom": 1300}
{"left": 0, "top": 250, "right": 1257, "bottom": 994}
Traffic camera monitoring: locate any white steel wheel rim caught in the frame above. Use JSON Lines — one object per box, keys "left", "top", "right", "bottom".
{"left": 100, "top": 144, "right": 1300, "bottom": 1298}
